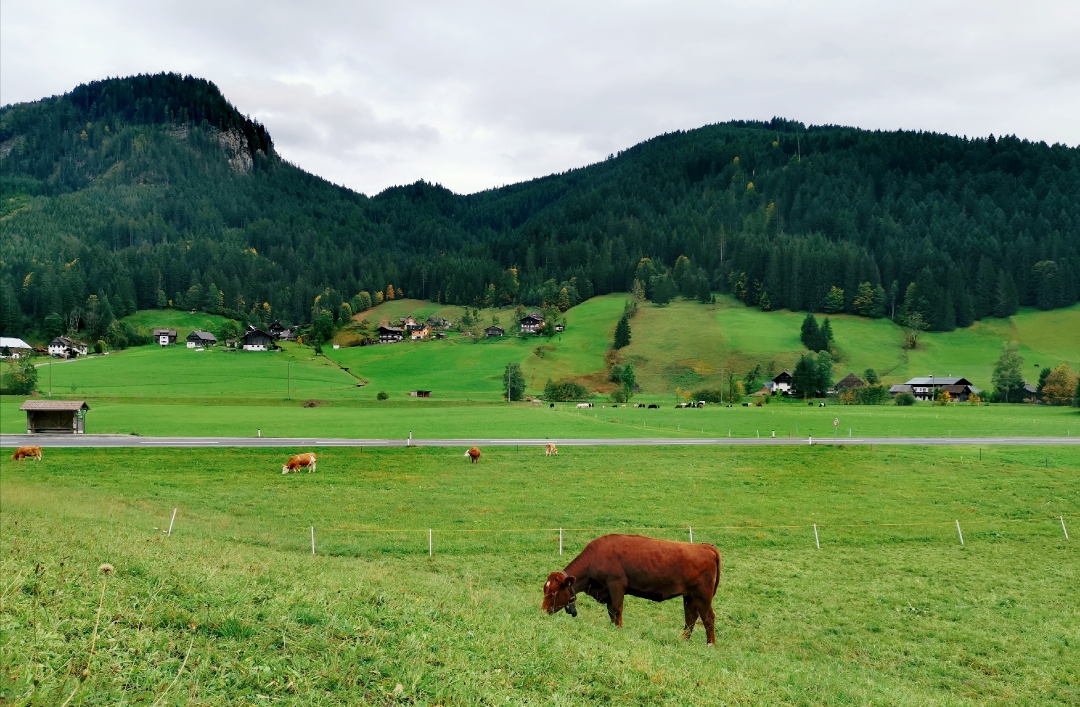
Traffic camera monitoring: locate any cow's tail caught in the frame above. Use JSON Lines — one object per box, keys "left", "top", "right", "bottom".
{"left": 711, "top": 545, "right": 722, "bottom": 595}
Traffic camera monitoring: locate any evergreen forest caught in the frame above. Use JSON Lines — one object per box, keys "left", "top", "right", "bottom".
{"left": 2, "top": 73, "right": 1078, "bottom": 340}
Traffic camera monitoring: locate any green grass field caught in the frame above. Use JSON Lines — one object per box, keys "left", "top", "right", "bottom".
{"left": 18, "top": 343, "right": 357, "bottom": 400}
{"left": 3, "top": 445, "right": 1077, "bottom": 704}
{"left": 2, "top": 395, "right": 1079, "bottom": 438}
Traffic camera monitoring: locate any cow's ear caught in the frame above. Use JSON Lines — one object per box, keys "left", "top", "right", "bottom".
{"left": 562, "top": 575, "right": 575, "bottom": 588}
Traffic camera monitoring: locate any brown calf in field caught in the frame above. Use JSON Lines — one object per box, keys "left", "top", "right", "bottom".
{"left": 464, "top": 447, "right": 481, "bottom": 463}
{"left": 545, "top": 443, "right": 558, "bottom": 456}
{"left": 11, "top": 446, "right": 42, "bottom": 461}
{"left": 282, "top": 453, "right": 317, "bottom": 474}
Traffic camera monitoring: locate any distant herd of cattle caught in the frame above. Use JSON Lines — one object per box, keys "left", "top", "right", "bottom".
{"left": 12, "top": 438, "right": 721, "bottom": 645}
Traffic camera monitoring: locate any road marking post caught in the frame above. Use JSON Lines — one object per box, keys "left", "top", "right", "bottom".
{"left": 559, "top": 528, "right": 563, "bottom": 555}
{"left": 311, "top": 526, "right": 315, "bottom": 555}
{"left": 1062, "top": 516, "right": 1069, "bottom": 540}
{"left": 955, "top": 520, "right": 964, "bottom": 545}
{"left": 689, "top": 526, "right": 693, "bottom": 543}
{"left": 813, "top": 523, "right": 820, "bottom": 550}
{"left": 429, "top": 528, "right": 433, "bottom": 556}
{"left": 167, "top": 508, "right": 177, "bottom": 536}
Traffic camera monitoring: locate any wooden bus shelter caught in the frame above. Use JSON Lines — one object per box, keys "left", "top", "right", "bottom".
{"left": 20, "top": 400, "right": 90, "bottom": 434}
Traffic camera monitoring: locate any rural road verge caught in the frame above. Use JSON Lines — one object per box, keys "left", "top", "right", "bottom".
{"left": 3, "top": 435, "right": 1078, "bottom": 448}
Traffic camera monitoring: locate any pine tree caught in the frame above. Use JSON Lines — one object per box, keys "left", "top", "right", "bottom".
{"left": 613, "top": 316, "right": 631, "bottom": 349}
{"left": 819, "top": 318, "right": 834, "bottom": 352}
{"left": 800, "top": 313, "right": 820, "bottom": 350}
{"left": 824, "top": 286, "right": 845, "bottom": 313}
{"left": 995, "top": 271, "right": 1019, "bottom": 318}
{"left": 852, "top": 281, "right": 875, "bottom": 316}
{"left": 870, "top": 284, "right": 887, "bottom": 318}
{"left": 792, "top": 354, "right": 817, "bottom": 399}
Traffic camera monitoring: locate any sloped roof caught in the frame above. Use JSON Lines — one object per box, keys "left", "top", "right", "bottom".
{"left": 20, "top": 400, "right": 90, "bottom": 411}
{"left": 904, "top": 376, "right": 970, "bottom": 386}
{"left": 188, "top": 330, "right": 217, "bottom": 341}
{"left": 153, "top": 329, "right": 177, "bottom": 336}
{"left": 836, "top": 373, "right": 865, "bottom": 389}
{"left": 0, "top": 337, "right": 32, "bottom": 349}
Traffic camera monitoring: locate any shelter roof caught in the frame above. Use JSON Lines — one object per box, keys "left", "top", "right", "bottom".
{"left": 20, "top": 400, "right": 90, "bottom": 411}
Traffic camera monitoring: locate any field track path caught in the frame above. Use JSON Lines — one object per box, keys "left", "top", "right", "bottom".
{"left": 3, "top": 434, "right": 1078, "bottom": 448}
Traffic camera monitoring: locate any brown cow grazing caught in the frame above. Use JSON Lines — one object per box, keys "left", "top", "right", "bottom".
{"left": 282, "top": 453, "right": 317, "bottom": 474}
{"left": 11, "top": 446, "right": 43, "bottom": 461}
{"left": 464, "top": 447, "right": 481, "bottom": 463}
{"left": 545, "top": 443, "right": 558, "bottom": 456}
{"left": 542, "top": 534, "right": 721, "bottom": 645}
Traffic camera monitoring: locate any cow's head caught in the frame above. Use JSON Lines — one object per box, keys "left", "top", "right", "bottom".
{"left": 542, "top": 572, "right": 577, "bottom": 617}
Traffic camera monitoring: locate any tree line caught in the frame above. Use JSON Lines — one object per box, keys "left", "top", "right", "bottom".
{"left": 3, "top": 74, "right": 1078, "bottom": 343}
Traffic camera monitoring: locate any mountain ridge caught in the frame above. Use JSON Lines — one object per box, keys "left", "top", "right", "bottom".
{"left": 2, "top": 73, "right": 1077, "bottom": 342}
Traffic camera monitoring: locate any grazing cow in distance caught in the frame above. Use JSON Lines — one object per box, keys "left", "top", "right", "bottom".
{"left": 465, "top": 446, "right": 481, "bottom": 463}
{"left": 543, "top": 534, "right": 722, "bottom": 645}
{"left": 550, "top": 403, "right": 555, "bottom": 409}
{"left": 648, "top": 404, "right": 659, "bottom": 409}
{"left": 282, "top": 453, "right": 317, "bottom": 474}
{"left": 545, "top": 443, "right": 558, "bottom": 456}
{"left": 11, "top": 446, "right": 42, "bottom": 461}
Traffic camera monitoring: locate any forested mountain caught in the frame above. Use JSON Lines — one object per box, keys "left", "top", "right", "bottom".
{"left": 2, "top": 73, "right": 1078, "bottom": 341}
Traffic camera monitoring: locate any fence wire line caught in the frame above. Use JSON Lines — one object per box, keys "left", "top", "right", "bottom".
{"left": 323, "top": 517, "right": 1066, "bottom": 535}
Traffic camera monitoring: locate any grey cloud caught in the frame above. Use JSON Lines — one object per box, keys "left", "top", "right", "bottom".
{"left": 3, "top": 0, "right": 1078, "bottom": 195}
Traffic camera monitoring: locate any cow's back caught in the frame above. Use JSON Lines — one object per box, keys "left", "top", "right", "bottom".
{"left": 578, "top": 534, "right": 719, "bottom": 600}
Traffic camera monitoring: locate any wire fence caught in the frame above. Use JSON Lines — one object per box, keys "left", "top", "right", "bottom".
{"left": 202, "top": 515, "right": 1071, "bottom": 558}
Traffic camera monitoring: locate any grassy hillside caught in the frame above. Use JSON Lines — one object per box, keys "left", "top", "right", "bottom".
{"left": 121, "top": 309, "right": 237, "bottom": 338}
{"left": 329, "top": 296, "right": 625, "bottom": 396}
{"left": 3, "top": 445, "right": 1076, "bottom": 704}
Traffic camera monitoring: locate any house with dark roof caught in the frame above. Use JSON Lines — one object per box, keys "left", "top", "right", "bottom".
{"left": 764, "top": 371, "right": 793, "bottom": 396}
{"left": 519, "top": 311, "right": 544, "bottom": 334}
{"left": 48, "top": 336, "right": 88, "bottom": 358}
{"left": 378, "top": 325, "right": 404, "bottom": 343}
{"left": 899, "top": 376, "right": 980, "bottom": 401}
{"left": 241, "top": 328, "right": 274, "bottom": 351}
{"left": 484, "top": 326, "right": 505, "bottom": 337}
{"left": 153, "top": 329, "right": 177, "bottom": 346}
{"left": 20, "top": 400, "right": 90, "bottom": 434}
{"left": 186, "top": 331, "right": 217, "bottom": 348}
{"left": 835, "top": 373, "right": 865, "bottom": 391}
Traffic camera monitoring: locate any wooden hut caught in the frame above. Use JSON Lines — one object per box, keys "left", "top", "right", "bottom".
{"left": 20, "top": 400, "right": 90, "bottom": 434}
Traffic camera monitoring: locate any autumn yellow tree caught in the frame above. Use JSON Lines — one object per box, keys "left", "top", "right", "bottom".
{"left": 386, "top": 284, "right": 395, "bottom": 300}
{"left": 1041, "top": 364, "right": 1078, "bottom": 405}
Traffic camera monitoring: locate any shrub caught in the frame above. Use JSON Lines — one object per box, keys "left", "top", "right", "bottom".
{"left": 376, "top": 391, "right": 389, "bottom": 400}
{"left": 895, "top": 392, "right": 916, "bottom": 406}
{"left": 691, "top": 388, "right": 724, "bottom": 404}
{"left": 853, "top": 384, "right": 889, "bottom": 405}
{"left": 4, "top": 359, "right": 38, "bottom": 395}
{"left": 543, "top": 379, "right": 590, "bottom": 402}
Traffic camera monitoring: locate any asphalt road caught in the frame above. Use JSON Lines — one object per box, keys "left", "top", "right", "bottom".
{"left": 2, "top": 434, "right": 1077, "bottom": 448}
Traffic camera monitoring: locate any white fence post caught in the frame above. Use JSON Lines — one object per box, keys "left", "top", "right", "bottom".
{"left": 813, "top": 523, "right": 820, "bottom": 550}
{"left": 167, "top": 508, "right": 177, "bottom": 536}
{"left": 688, "top": 526, "right": 693, "bottom": 543}
{"left": 955, "top": 520, "right": 964, "bottom": 545}
{"left": 559, "top": 528, "right": 563, "bottom": 555}
{"left": 311, "top": 526, "right": 315, "bottom": 555}
{"left": 429, "top": 528, "right": 433, "bottom": 556}
{"left": 1062, "top": 516, "right": 1069, "bottom": 540}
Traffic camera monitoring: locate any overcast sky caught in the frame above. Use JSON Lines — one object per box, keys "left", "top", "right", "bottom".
{"left": 3, "top": 1, "right": 1078, "bottom": 195}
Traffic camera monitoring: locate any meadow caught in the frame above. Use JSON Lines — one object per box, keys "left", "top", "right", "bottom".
{"left": 2, "top": 445, "right": 1077, "bottom": 705}
{"left": 2, "top": 395, "right": 1079, "bottom": 439}
{"left": 122, "top": 311, "right": 237, "bottom": 339}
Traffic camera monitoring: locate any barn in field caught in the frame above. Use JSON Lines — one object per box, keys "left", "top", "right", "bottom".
{"left": 20, "top": 400, "right": 90, "bottom": 434}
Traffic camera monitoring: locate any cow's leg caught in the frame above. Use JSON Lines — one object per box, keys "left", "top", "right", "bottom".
{"left": 701, "top": 599, "right": 716, "bottom": 646}
{"left": 681, "top": 595, "right": 699, "bottom": 639}
{"left": 606, "top": 581, "right": 626, "bottom": 627}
